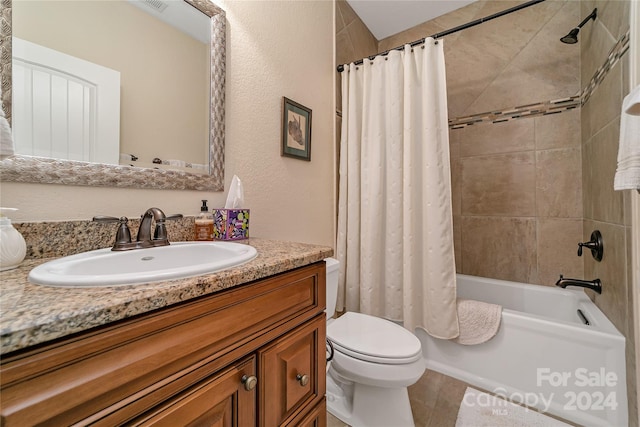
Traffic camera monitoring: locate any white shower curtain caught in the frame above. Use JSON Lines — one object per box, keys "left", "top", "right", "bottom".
{"left": 337, "top": 39, "right": 459, "bottom": 339}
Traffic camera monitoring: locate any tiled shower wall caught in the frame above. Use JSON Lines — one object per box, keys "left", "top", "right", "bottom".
{"left": 335, "top": 0, "right": 377, "bottom": 188}
{"left": 579, "top": 0, "right": 637, "bottom": 425}
{"left": 335, "top": 0, "right": 377, "bottom": 116}
{"left": 434, "top": 0, "right": 583, "bottom": 286}
{"left": 339, "top": 0, "right": 584, "bottom": 286}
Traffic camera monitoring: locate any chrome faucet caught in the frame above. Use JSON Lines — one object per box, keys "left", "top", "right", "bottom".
{"left": 555, "top": 275, "right": 602, "bottom": 294}
{"left": 94, "top": 208, "right": 183, "bottom": 251}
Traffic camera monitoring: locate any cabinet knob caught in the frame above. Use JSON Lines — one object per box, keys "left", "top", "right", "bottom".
{"left": 241, "top": 375, "right": 257, "bottom": 391}
{"left": 296, "top": 374, "right": 309, "bottom": 386}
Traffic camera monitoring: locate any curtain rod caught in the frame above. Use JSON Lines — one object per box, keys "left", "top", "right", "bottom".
{"left": 336, "top": 0, "right": 547, "bottom": 72}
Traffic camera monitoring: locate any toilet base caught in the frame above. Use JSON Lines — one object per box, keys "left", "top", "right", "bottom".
{"left": 327, "top": 369, "right": 415, "bottom": 427}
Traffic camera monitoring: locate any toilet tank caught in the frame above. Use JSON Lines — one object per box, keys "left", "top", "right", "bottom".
{"left": 324, "top": 258, "right": 339, "bottom": 319}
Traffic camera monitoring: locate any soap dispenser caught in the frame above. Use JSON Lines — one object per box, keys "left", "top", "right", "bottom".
{"left": 194, "top": 200, "right": 214, "bottom": 241}
{"left": 0, "top": 208, "right": 27, "bottom": 271}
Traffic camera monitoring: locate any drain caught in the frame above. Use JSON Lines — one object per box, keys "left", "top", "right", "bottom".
{"left": 141, "top": 256, "right": 155, "bottom": 261}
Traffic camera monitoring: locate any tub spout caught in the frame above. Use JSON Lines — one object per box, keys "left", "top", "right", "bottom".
{"left": 555, "top": 275, "right": 602, "bottom": 294}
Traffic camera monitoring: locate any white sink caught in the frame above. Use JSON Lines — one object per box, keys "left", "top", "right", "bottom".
{"left": 28, "top": 241, "right": 258, "bottom": 287}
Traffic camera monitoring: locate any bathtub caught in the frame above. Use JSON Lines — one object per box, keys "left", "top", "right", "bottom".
{"left": 416, "top": 274, "right": 627, "bottom": 427}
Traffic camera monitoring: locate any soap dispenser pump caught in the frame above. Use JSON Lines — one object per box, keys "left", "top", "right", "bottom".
{"left": 0, "top": 208, "right": 27, "bottom": 271}
{"left": 194, "top": 200, "right": 214, "bottom": 241}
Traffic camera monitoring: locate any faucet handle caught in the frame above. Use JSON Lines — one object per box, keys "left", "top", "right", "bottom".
{"left": 577, "top": 230, "right": 603, "bottom": 262}
{"left": 154, "top": 220, "right": 167, "bottom": 241}
{"left": 93, "top": 215, "right": 122, "bottom": 223}
{"left": 153, "top": 214, "right": 182, "bottom": 242}
{"left": 93, "top": 216, "right": 132, "bottom": 249}
{"left": 115, "top": 218, "right": 132, "bottom": 245}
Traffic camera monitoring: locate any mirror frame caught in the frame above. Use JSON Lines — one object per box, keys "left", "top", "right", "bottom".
{"left": 0, "top": 0, "right": 225, "bottom": 191}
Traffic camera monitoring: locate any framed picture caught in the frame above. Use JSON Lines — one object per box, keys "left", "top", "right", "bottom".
{"left": 281, "top": 97, "right": 312, "bottom": 161}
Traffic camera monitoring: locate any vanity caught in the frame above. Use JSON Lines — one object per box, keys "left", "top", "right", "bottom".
{"left": 0, "top": 1, "right": 332, "bottom": 423}
{"left": 0, "top": 239, "right": 332, "bottom": 426}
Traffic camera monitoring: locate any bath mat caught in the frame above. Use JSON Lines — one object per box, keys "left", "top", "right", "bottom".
{"left": 455, "top": 387, "right": 572, "bottom": 427}
{"left": 453, "top": 299, "right": 502, "bottom": 345}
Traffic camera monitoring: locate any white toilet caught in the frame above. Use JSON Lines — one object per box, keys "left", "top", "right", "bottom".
{"left": 325, "top": 258, "right": 426, "bottom": 427}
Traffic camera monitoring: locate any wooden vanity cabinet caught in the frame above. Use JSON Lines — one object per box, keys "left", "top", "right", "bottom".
{"left": 0, "top": 262, "right": 327, "bottom": 427}
{"left": 259, "top": 315, "right": 325, "bottom": 426}
{"left": 293, "top": 400, "right": 327, "bottom": 427}
{"left": 132, "top": 356, "right": 258, "bottom": 426}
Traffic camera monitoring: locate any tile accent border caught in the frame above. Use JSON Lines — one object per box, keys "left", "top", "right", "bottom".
{"left": 449, "top": 96, "right": 581, "bottom": 129}
{"left": 581, "top": 29, "right": 630, "bottom": 106}
{"left": 449, "top": 29, "right": 631, "bottom": 130}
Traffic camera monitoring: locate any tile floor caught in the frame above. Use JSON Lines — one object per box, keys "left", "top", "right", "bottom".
{"left": 326, "top": 369, "right": 469, "bottom": 427}
{"left": 326, "top": 369, "right": 578, "bottom": 427}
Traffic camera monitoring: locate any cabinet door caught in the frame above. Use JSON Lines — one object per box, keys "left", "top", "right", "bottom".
{"left": 132, "top": 357, "right": 256, "bottom": 427}
{"left": 287, "top": 399, "right": 326, "bottom": 427}
{"left": 259, "top": 315, "right": 326, "bottom": 427}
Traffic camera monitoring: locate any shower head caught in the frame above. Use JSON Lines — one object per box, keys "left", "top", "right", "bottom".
{"left": 560, "top": 28, "right": 580, "bottom": 44}
{"left": 560, "top": 8, "right": 597, "bottom": 44}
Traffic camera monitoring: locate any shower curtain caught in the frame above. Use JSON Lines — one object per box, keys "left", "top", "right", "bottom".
{"left": 337, "top": 39, "right": 459, "bottom": 339}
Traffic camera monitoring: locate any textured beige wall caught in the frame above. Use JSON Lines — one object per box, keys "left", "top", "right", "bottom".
{"left": 579, "top": 1, "right": 637, "bottom": 424}
{"left": 217, "top": 0, "right": 335, "bottom": 246}
{"left": 13, "top": 1, "right": 209, "bottom": 165}
{"left": 1, "top": 0, "right": 336, "bottom": 247}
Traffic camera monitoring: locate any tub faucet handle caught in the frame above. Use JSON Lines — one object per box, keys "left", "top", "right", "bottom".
{"left": 577, "top": 230, "right": 603, "bottom": 261}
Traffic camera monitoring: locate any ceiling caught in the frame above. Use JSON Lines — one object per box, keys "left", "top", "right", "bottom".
{"left": 128, "top": 0, "right": 211, "bottom": 43}
{"left": 346, "top": 0, "right": 478, "bottom": 40}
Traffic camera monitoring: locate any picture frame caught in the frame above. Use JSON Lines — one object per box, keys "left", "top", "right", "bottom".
{"left": 281, "top": 97, "right": 312, "bottom": 161}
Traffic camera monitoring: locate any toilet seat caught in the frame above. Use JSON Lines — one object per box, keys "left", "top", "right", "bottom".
{"left": 327, "top": 312, "right": 422, "bottom": 365}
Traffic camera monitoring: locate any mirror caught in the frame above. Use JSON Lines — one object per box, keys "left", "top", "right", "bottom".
{"left": 0, "top": 0, "right": 225, "bottom": 191}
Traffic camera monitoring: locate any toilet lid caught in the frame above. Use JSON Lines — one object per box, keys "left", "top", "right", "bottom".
{"left": 327, "top": 312, "right": 422, "bottom": 364}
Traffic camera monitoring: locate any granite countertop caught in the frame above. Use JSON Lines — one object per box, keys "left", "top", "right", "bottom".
{"left": 0, "top": 238, "right": 333, "bottom": 355}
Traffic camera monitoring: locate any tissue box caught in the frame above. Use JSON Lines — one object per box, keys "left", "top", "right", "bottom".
{"left": 213, "top": 209, "right": 250, "bottom": 240}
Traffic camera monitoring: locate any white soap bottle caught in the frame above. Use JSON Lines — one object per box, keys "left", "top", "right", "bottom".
{"left": 0, "top": 208, "right": 27, "bottom": 271}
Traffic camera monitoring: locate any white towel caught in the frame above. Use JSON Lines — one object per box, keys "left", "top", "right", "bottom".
{"left": 453, "top": 299, "right": 502, "bottom": 345}
{"left": 614, "top": 84, "right": 640, "bottom": 190}
{"left": 0, "top": 84, "right": 14, "bottom": 159}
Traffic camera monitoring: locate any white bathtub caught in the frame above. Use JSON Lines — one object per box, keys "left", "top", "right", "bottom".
{"left": 416, "top": 274, "right": 627, "bottom": 427}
